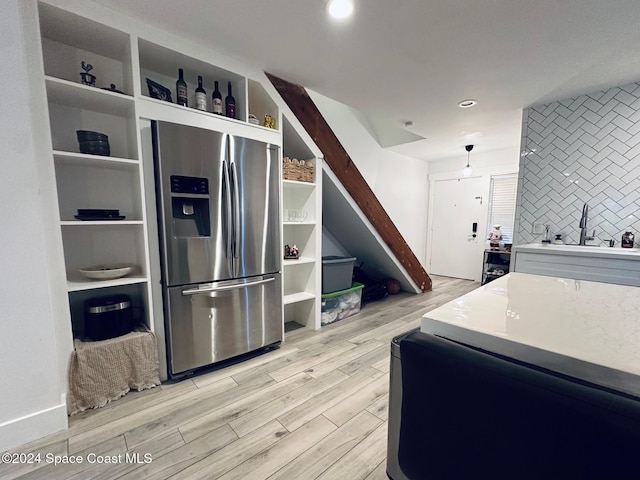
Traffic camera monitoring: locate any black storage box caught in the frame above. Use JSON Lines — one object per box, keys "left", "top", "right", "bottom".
{"left": 84, "top": 294, "right": 133, "bottom": 341}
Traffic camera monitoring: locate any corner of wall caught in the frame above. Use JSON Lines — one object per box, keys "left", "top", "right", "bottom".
{"left": 512, "top": 108, "right": 529, "bottom": 246}
{"left": 0, "top": 402, "right": 68, "bottom": 453}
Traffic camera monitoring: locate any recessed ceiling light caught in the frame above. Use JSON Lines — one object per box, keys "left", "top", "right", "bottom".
{"left": 327, "top": 0, "right": 354, "bottom": 20}
{"left": 458, "top": 99, "right": 478, "bottom": 108}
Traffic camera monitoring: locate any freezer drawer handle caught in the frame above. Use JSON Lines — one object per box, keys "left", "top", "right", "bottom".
{"left": 181, "top": 277, "right": 275, "bottom": 295}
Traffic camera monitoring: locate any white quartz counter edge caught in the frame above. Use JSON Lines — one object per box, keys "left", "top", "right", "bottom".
{"left": 420, "top": 272, "right": 640, "bottom": 399}
{"left": 513, "top": 243, "right": 640, "bottom": 259}
{"left": 422, "top": 315, "right": 640, "bottom": 399}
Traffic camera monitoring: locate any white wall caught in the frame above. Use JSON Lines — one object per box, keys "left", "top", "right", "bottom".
{"left": 0, "top": 0, "right": 69, "bottom": 451}
{"left": 308, "top": 90, "right": 430, "bottom": 266}
{"left": 427, "top": 147, "right": 520, "bottom": 280}
{"left": 322, "top": 228, "right": 351, "bottom": 257}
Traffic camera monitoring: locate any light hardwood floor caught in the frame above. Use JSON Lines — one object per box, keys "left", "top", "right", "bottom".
{"left": 2, "top": 276, "right": 478, "bottom": 480}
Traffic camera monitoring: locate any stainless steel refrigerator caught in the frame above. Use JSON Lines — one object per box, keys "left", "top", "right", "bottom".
{"left": 151, "top": 120, "right": 282, "bottom": 377}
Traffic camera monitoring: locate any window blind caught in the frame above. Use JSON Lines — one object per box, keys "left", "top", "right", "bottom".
{"left": 486, "top": 174, "right": 518, "bottom": 243}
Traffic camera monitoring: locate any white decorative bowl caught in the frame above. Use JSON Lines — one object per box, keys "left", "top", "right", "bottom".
{"left": 79, "top": 264, "right": 133, "bottom": 280}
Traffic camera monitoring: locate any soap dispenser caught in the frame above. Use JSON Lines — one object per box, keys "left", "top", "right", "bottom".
{"left": 541, "top": 225, "right": 551, "bottom": 244}
{"left": 622, "top": 231, "right": 635, "bottom": 248}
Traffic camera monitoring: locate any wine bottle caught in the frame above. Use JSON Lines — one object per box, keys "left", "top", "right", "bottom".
{"left": 176, "top": 68, "right": 188, "bottom": 107}
{"left": 211, "top": 80, "right": 223, "bottom": 115}
{"left": 225, "top": 81, "right": 236, "bottom": 119}
{"left": 195, "top": 75, "right": 207, "bottom": 111}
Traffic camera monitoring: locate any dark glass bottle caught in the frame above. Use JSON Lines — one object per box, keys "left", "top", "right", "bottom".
{"left": 195, "top": 75, "right": 207, "bottom": 111}
{"left": 225, "top": 81, "right": 236, "bottom": 119}
{"left": 176, "top": 68, "right": 188, "bottom": 107}
{"left": 212, "top": 80, "right": 223, "bottom": 115}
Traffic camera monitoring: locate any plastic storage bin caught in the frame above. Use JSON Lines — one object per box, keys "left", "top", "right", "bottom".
{"left": 321, "top": 282, "right": 364, "bottom": 325}
{"left": 322, "top": 255, "right": 357, "bottom": 294}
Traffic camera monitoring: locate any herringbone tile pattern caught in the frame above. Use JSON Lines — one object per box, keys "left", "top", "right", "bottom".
{"left": 515, "top": 82, "right": 640, "bottom": 245}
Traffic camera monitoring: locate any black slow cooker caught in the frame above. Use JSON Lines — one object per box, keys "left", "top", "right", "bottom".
{"left": 84, "top": 294, "right": 134, "bottom": 341}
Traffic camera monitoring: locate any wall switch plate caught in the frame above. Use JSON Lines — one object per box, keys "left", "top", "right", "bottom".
{"left": 533, "top": 222, "right": 544, "bottom": 234}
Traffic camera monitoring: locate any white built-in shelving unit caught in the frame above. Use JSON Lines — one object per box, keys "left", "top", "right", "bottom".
{"left": 282, "top": 115, "right": 323, "bottom": 330}
{"left": 39, "top": 3, "right": 152, "bottom": 338}
{"left": 36, "top": 0, "right": 324, "bottom": 387}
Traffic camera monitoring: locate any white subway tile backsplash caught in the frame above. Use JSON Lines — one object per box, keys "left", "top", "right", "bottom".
{"left": 610, "top": 126, "right": 632, "bottom": 143}
{"left": 608, "top": 139, "right": 629, "bottom": 155}
{"left": 594, "top": 122, "right": 616, "bottom": 140}
{"left": 516, "top": 80, "right": 640, "bottom": 246}
{"left": 569, "top": 96, "right": 588, "bottom": 111}
{"left": 615, "top": 89, "right": 637, "bottom": 104}
{"left": 624, "top": 142, "right": 640, "bottom": 159}
{"left": 597, "top": 98, "right": 618, "bottom": 117}
{"left": 611, "top": 115, "right": 634, "bottom": 131}
{"left": 606, "top": 163, "right": 627, "bottom": 178}
{"left": 619, "top": 203, "right": 638, "bottom": 218}
{"left": 613, "top": 102, "right": 635, "bottom": 119}
{"left": 584, "top": 98, "right": 603, "bottom": 113}
{"left": 566, "top": 117, "right": 587, "bottom": 134}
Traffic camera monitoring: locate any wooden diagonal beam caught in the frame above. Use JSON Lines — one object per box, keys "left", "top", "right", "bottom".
{"left": 267, "top": 73, "right": 432, "bottom": 292}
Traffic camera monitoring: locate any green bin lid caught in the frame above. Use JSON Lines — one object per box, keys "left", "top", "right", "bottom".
{"left": 321, "top": 282, "right": 364, "bottom": 299}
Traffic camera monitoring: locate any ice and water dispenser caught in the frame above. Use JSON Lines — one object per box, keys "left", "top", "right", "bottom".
{"left": 169, "top": 175, "right": 211, "bottom": 237}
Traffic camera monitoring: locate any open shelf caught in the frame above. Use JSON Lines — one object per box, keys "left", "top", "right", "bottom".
{"left": 67, "top": 275, "right": 148, "bottom": 292}
{"left": 283, "top": 179, "right": 317, "bottom": 188}
{"left": 284, "top": 291, "right": 316, "bottom": 305}
{"left": 481, "top": 249, "right": 511, "bottom": 285}
{"left": 283, "top": 115, "right": 315, "bottom": 160}
{"left": 45, "top": 77, "right": 134, "bottom": 116}
{"left": 54, "top": 158, "right": 143, "bottom": 222}
{"left": 60, "top": 220, "right": 144, "bottom": 226}
{"left": 47, "top": 95, "right": 138, "bottom": 159}
{"left": 138, "top": 38, "right": 247, "bottom": 122}
{"left": 68, "top": 283, "right": 149, "bottom": 338}
{"left": 61, "top": 223, "right": 147, "bottom": 284}
{"left": 280, "top": 112, "right": 322, "bottom": 329}
{"left": 53, "top": 150, "right": 139, "bottom": 167}
{"left": 284, "top": 300, "right": 316, "bottom": 329}
{"left": 39, "top": 3, "right": 133, "bottom": 94}
{"left": 284, "top": 256, "right": 316, "bottom": 266}
{"left": 248, "top": 79, "right": 279, "bottom": 129}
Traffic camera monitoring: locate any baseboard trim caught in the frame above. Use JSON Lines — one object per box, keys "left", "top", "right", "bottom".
{"left": 0, "top": 401, "right": 68, "bottom": 452}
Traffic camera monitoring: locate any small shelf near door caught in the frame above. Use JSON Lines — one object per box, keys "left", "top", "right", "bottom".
{"left": 482, "top": 249, "right": 511, "bottom": 285}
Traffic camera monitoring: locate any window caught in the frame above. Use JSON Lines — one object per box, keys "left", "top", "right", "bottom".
{"left": 486, "top": 174, "right": 518, "bottom": 243}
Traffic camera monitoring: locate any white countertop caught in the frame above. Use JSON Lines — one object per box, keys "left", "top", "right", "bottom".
{"left": 514, "top": 242, "right": 640, "bottom": 258}
{"left": 421, "top": 272, "right": 640, "bottom": 397}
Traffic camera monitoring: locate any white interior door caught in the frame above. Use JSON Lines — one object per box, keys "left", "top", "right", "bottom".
{"left": 430, "top": 177, "right": 484, "bottom": 280}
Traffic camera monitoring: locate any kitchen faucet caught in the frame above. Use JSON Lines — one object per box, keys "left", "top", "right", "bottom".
{"left": 578, "top": 203, "right": 595, "bottom": 245}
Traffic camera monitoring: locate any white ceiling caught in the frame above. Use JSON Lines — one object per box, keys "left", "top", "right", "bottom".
{"left": 94, "top": 0, "right": 640, "bottom": 162}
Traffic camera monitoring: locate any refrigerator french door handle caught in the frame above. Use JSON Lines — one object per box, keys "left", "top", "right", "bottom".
{"left": 230, "top": 160, "right": 241, "bottom": 260}
{"left": 222, "top": 159, "right": 232, "bottom": 258}
{"left": 181, "top": 277, "right": 275, "bottom": 295}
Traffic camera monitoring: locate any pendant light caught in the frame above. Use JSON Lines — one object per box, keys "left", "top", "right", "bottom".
{"left": 462, "top": 144, "right": 474, "bottom": 178}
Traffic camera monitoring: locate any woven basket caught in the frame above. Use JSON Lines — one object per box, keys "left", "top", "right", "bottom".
{"left": 283, "top": 157, "right": 314, "bottom": 183}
